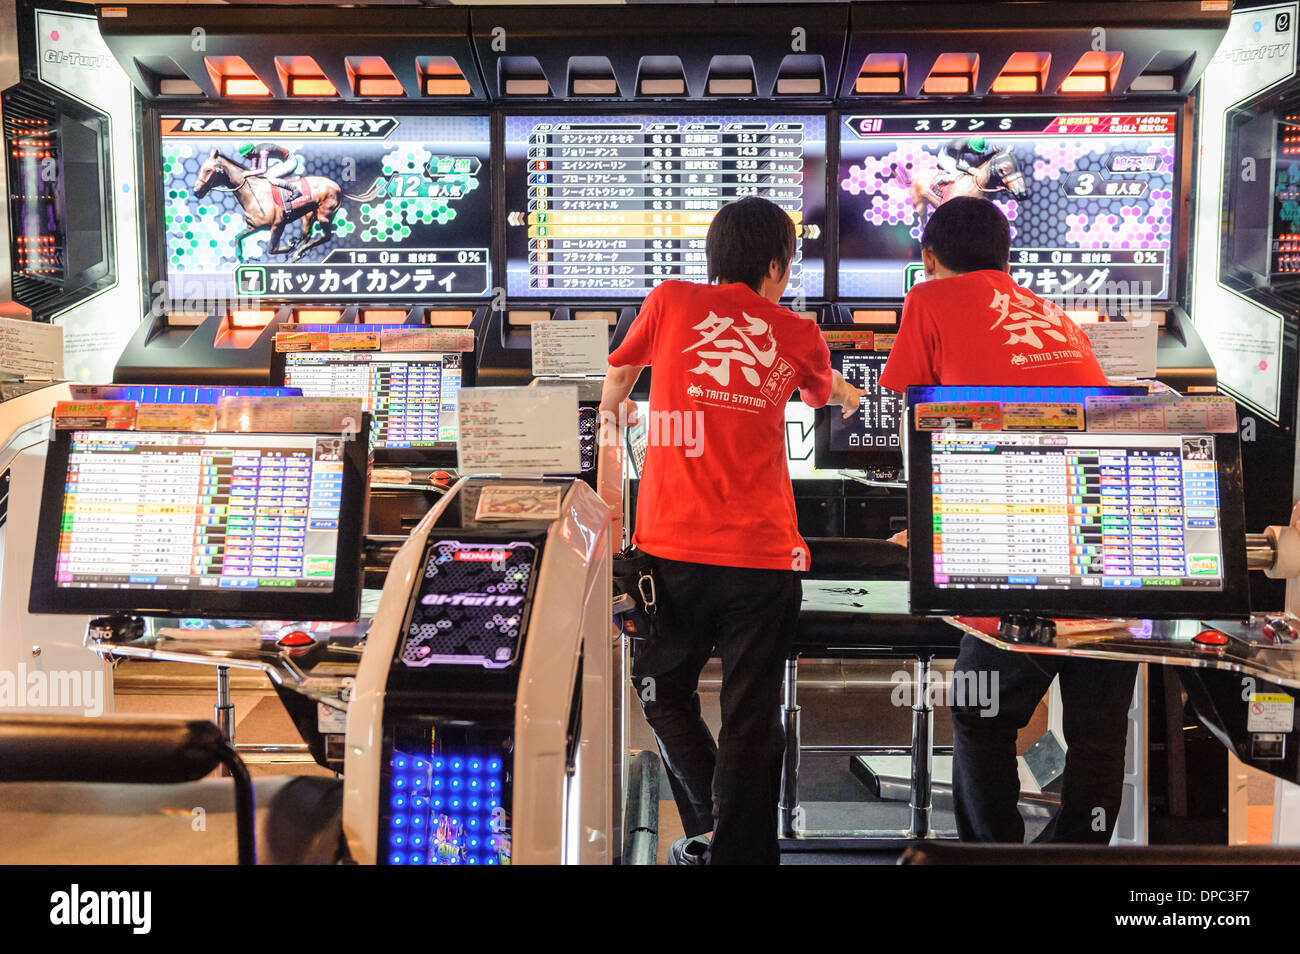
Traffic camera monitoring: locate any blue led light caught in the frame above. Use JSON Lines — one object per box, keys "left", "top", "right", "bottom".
{"left": 411, "top": 835, "right": 424, "bottom": 847}
{"left": 431, "top": 778, "right": 443, "bottom": 790}
{"left": 433, "top": 759, "right": 445, "bottom": 771}
{"left": 451, "top": 759, "right": 463, "bottom": 771}
{"left": 410, "top": 854, "right": 424, "bottom": 865}
{"left": 470, "top": 838, "right": 480, "bottom": 847}
{"left": 412, "top": 776, "right": 426, "bottom": 789}
{"left": 391, "top": 796, "right": 406, "bottom": 809}
{"left": 470, "top": 760, "right": 482, "bottom": 772}
{"left": 395, "top": 758, "right": 407, "bottom": 770}
{"left": 468, "top": 779, "right": 481, "bottom": 790}
{"left": 392, "top": 815, "right": 406, "bottom": 827}
{"left": 468, "top": 857, "right": 479, "bottom": 865}
{"left": 432, "top": 798, "right": 444, "bottom": 809}
{"left": 450, "top": 779, "right": 462, "bottom": 790}
{"left": 386, "top": 748, "right": 508, "bottom": 866}
{"left": 393, "top": 778, "right": 407, "bottom": 789}
{"left": 488, "top": 759, "right": 502, "bottom": 771}
{"left": 411, "top": 815, "right": 424, "bottom": 827}
{"left": 391, "top": 853, "right": 405, "bottom": 865}
{"left": 412, "top": 797, "right": 426, "bottom": 809}
{"left": 392, "top": 834, "right": 405, "bottom": 846}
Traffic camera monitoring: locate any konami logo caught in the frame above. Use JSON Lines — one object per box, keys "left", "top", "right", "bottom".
{"left": 453, "top": 550, "right": 511, "bottom": 562}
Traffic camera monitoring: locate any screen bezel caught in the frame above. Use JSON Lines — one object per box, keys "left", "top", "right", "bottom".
{"left": 500, "top": 106, "right": 831, "bottom": 303}
{"left": 906, "top": 411, "right": 1251, "bottom": 620}
{"left": 813, "top": 349, "right": 903, "bottom": 471}
{"left": 835, "top": 101, "right": 1186, "bottom": 307}
{"left": 143, "top": 105, "right": 496, "bottom": 311}
{"left": 271, "top": 346, "right": 473, "bottom": 465}
{"left": 29, "top": 423, "right": 370, "bottom": 621}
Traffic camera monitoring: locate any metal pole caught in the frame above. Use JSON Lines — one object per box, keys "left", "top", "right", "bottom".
{"left": 909, "top": 655, "right": 934, "bottom": 838}
{"left": 779, "top": 657, "right": 801, "bottom": 838}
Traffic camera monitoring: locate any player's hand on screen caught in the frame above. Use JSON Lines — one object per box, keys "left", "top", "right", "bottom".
{"left": 837, "top": 382, "right": 868, "bottom": 420}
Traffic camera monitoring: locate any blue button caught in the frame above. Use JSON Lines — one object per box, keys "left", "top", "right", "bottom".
{"left": 128, "top": 575, "right": 158, "bottom": 584}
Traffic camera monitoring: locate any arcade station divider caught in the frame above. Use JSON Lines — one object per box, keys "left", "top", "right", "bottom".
{"left": 5, "top": 0, "right": 1235, "bottom": 548}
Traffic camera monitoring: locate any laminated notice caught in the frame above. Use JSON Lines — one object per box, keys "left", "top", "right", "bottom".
{"left": 135, "top": 403, "right": 216, "bottom": 432}
{"left": 53, "top": 401, "right": 136, "bottom": 430}
{"left": 381, "top": 327, "right": 475, "bottom": 353}
{"left": 327, "top": 330, "right": 381, "bottom": 351}
{"left": 821, "top": 329, "right": 875, "bottom": 350}
{"left": 1086, "top": 395, "right": 1237, "bottom": 432}
{"left": 1001, "top": 402, "right": 1086, "bottom": 431}
{"left": 215, "top": 396, "right": 364, "bottom": 433}
{"left": 274, "top": 331, "right": 329, "bottom": 352}
{"left": 915, "top": 401, "right": 1002, "bottom": 431}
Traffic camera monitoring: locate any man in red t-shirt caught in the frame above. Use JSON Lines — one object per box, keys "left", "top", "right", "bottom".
{"left": 602, "top": 196, "right": 864, "bottom": 864}
{"left": 881, "top": 197, "right": 1138, "bottom": 845}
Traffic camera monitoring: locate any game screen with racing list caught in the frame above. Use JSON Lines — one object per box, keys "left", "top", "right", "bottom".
{"left": 838, "top": 111, "right": 1178, "bottom": 302}
{"left": 158, "top": 114, "right": 492, "bottom": 302}
{"left": 504, "top": 113, "right": 826, "bottom": 300}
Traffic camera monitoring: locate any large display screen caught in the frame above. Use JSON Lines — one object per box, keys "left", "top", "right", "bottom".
{"left": 282, "top": 351, "right": 463, "bottom": 450}
{"left": 814, "top": 349, "right": 904, "bottom": 470}
{"left": 159, "top": 114, "right": 491, "bottom": 303}
{"left": 839, "top": 111, "right": 1178, "bottom": 302}
{"left": 907, "top": 427, "right": 1250, "bottom": 618}
{"left": 30, "top": 428, "right": 367, "bottom": 620}
{"left": 504, "top": 113, "right": 826, "bottom": 299}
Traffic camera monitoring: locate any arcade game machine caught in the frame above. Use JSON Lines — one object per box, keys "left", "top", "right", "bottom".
{"left": 1193, "top": 0, "right": 1300, "bottom": 612}
{"left": 2, "top": 0, "right": 145, "bottom": 384}
{"left": 822, "top": 0, "right": 1230, "bottom": 539}
{"left": 90, "top": 4, "right": 495, "bottom": 388}
{"left": 472, "top": 3, "right": 850, "bottom": 538}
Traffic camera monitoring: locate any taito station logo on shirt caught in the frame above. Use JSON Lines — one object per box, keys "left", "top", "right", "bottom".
{"left": 989, "top": 287, "right": 1091, "bottom": 369}
{"left": 683, "top": 311, "right": 797, "bottom": 409}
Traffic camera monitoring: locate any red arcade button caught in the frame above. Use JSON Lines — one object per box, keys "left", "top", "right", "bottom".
{"left": 1192, "top": 630, "right": 1229, "bottom": 647}
{"left": 278, "top": 630, "right": 315, "bottom": 647}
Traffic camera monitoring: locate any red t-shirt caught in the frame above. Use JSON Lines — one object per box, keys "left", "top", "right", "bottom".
{"left": 608, "top": 280, "right": 832, "bottom": 570}
{"left": 879, "top": 269, "right": 1108, "bottom": 391}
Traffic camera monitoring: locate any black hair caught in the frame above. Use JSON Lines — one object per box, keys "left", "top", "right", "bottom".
{"left": 920, "top": 196, "right": 1011, "bottom": 273}
{"left": 706, "top": 195, "right": 797, "bottom": 292}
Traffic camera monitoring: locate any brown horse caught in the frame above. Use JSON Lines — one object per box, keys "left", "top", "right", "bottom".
{"left": 902, "top": 147, "right": 1029, "bottom": 224}
{"left": 192, "top": 150, "right": 381, "bottom": 263}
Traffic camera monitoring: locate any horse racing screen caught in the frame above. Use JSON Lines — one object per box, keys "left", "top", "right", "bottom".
{"left": 837, "top": 111, "right": 1179, "bottom": 305}
{"left": 157, "top": 114, "right": 492, "bottom": 304}
{"left": 503, "top": 113, "right": 827, "bottom": 300}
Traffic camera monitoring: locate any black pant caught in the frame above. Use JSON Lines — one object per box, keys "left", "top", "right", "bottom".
{"left": 630, "top": 556, "right": 801, "bottom": 865}
{"left": 950, "top": 633, "right": 1139, "bottom": 844}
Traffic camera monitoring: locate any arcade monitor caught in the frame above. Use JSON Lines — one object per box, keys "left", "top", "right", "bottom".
{"left": 278, "top": 349, "right": 467, "bottom": 463}
{"left": 28, "top": 426, "right": 369, "bottom": 621}
{"left": 157, "top": 113, "right": 492, "bottom": 304}
{"left": 503, "top": 113, "right": 827, "bottom": 301}
{"left": 813, "top": 348, "right": 905, "bottom": 472}
{"left": 906, "top": 403, "right": 1249, "bottom": 619}
{"left": 839, "top": 110, "right": 1179, "bottom": 307}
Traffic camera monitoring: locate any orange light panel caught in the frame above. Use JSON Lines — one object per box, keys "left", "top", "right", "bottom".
{"left": 357, "top": 76, "right": 404, "bottom": 96}
{"left": 289, "top": 77, "right": 337, "bottom": 97}
{"left": 924, "top": 53, "right": 977, "bottom": 94}
{"left": 856, "top": 75, "right": 902, "bottom": 94}
{"left": 426, "top": 310, "right": 475, "bottom": 327}
{"left": 206, "top": 56, "right": 270, "bottom": 97}
{"left": 1066, "top": 310, "right": 1103, "bottom": 324}
{"left": 1062, "top": 51, "right": 1121, "bottom": 93}
{"left": 224, "top": 77, "right": 270, "bottom": 97}
{"left": 425, "top": 78, "right": 472, "bottom": 95}
{"left": 295, "top": 309, "right": 342, "bottom": 323}
{"left": 856, "top": 53, "right": 906, "bottom": 95}
{"left": 349, "top": 56, "right": 403, "bottom": 97}
{"left": 229, "top": 309, "right": 275, "bottom": 328}
{"left": 991, "top": 74, "right": 1040, "bottom": 93}
{"left": 1061, "top": 74, "right": 1109, "bottom": 93}
{"left": 852, "top": 310, "right": 897, "bottom": 325}
{"left": 923, "top": 75, "right": 972, "bottom": 94}
{"left": 362, "top": 309, "right": 408, "bottom": 324}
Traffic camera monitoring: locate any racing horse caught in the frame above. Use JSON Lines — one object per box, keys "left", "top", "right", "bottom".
{"left": 900, "top": 146, "right": 1028, "bottom": 223}
{"left": 191, "top": 150, "right": 382, "bottom": 263}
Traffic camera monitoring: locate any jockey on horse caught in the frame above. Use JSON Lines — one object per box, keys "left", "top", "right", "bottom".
{"left": 930, "top": 135, "right": 1000, "bottom": 201}
{"left": 236, "top": 142, "right": 303, "bottom": 203}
